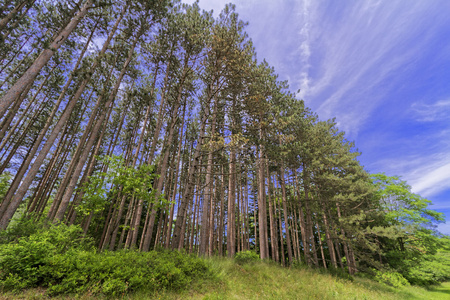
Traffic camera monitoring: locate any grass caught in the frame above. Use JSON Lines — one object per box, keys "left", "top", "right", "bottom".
{"left": 1, "top": 258, "right": 449, "bottom": 299}
{"left": 143, "top": 258, "right": 450, "bottom": 300}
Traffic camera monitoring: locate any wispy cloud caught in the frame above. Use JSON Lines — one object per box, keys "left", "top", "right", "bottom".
{"left": 373, "top": 152, "right": 450, "bottom": 200}
{"left": 411, "top": 99, "right": 450, "bottom": 122}
{"left": 294, "top": 0, "right": 447, "bottom": 136}
{"left": 296, "top": 0, "right": 314, "bottom": 96}
{"left": 408, "top": 158, "right": 450, "bottom": 198}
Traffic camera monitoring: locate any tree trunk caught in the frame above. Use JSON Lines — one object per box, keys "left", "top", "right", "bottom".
{"left": 227, "top": 146, "right": 236, "bottom": 258}
{"left": 200, "top": 95, "right": 217, "bottom": 256}
{"left": 267, "top": 172, "right": 278, "bottom": 262}
{"left": 279, "top": 167, "right": 293, "bottom": 265}
{"left": 320, "top": 198, "right": 337, "bottom": 268}
{"left": 171, "top": 97, "right": 211, "bottom": 250}
{"left": 218, "top": 166, "right": 225, "bottom": 256}
{"left": 257, "top": 135, "right": 269, "bottom": 259}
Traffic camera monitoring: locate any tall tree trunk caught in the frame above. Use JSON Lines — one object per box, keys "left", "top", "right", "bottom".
{"left": 316, "top": 220, "right": 327, "bottom": 269}
{"left": 336, "top": 203, "right": 357, "bottom": 274}
{"left": 208, "top": 179, "right": 216, "bottom": 256}
{"left": 294, "top": 171, "right": 309, "bottom": 265}
{"left": 146, "top": 49, "right": 173, "bottom": 164}
{"left": 0, "top": 81, "right": 32, "bottom": 145}
{"left": 200, "top": 95, "right": 217, "bottom": 256}
{"left": 227, "top": 146, "right": 236, "bottom": 258}
{"left": 0, "top": 61, "right": 56, "bottom": 148}
{"left": 164, "top": 106, "right": 186, "bottom": 248}
{"left": 257, "top": 131, "right": 269, "bottom": 259}
{"left": 218, "top": 166, "right": 225, "bottom": 256}
{"left": 171, "top": 96, "right": 211, "bottom": 250}
{"left": 274, "top": 189, "right": 285, "bottom": 266}
{"left": 320, "top": 198, "right": 337, "bottom": 268}
{"left": 279, "top": 167, "right": 293, "bottom": 265}
{"left": 189, "top": 182, "right": 200, "bottom": 254}
{"left": 302, "top": 163, "right": 319, "bottom": 267}
{"left": 267, "top": 172, "right": 278, "bottom": 262}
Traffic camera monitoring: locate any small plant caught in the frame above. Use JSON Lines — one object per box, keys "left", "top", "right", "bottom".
{"left": 234, "top": 250, "right": 259, "bottom": 265}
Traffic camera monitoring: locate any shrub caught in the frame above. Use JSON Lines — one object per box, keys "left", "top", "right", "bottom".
{"left": 404, "top": 254, "right": 450, "bottom": 286}
{"left": 374, "top": 270, "right": 410, "bottom": 288}
{"left": 0, "top": 225, "right": 211, "bottom": 297}
{"left": 0, "top": 222, "right": 92, "bottom": 292}
{"left": 234, "top": 250, "right": 260, "bottom": 265}
{"left": 0, "top": 214, "right": 46, "bottom": 244}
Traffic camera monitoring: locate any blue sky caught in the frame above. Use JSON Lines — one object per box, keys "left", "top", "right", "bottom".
{"left": 184, "top": 0, "right": 450, "bottom": 234}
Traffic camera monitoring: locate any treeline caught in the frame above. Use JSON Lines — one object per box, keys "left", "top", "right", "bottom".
{"left": 0, "top": 0, "right": 444, "bottom": 280}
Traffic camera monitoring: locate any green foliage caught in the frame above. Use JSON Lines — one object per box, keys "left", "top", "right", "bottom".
{"left": 365, "top": 173, "right": 447, "bottom": 286}
{"left": 374, "top": 270, "right": 410, "bottom": 288}
{"left": 371, "top": 173, "right": 444, "bottom": 227}
{"left": 0, "top": 222, "right": 210, "bottom": 296}
{"left": 0, "top": 214, "right": 43, "bottom": 244}
{"left": 404, "top": 249, "right": 450, "bottom": 286}
{"left": 0, "top": 221, "right": 92, "bottom": 292}
{"left": 79, "top": 155, "right": 162, "bottom": 217}
{"left": 234, "top": 250, "right": 259, "bottom": 265}
{"left": 0, "top": 172, "right": 12, "bottom": 202}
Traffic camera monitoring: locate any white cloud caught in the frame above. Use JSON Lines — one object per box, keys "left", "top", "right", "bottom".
{"left": 374, "top": 152, "right": 450, "bottom": 200}
{"left": 296, "top": 0, "right": 314, "bottom": 98}
{"left": 291, "top": 0, "right": 445, "bottom": 136}
{"left": 411, "top": 99, "right": 450, "bottom": 122}
{"left": 409, "top": 159, "right": 450, "bottom": 198}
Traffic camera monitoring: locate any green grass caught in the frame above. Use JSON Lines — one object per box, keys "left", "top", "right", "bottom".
{"left": 148, "top": 258, "right": 450, "bottom": 300}
{"left": 2, "top": 258, "right": 449, "bottom": 299}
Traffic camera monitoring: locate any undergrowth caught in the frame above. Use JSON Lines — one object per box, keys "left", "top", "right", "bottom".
{"left": 0, "top": 217, "right": 449, "bottom": 299}
{"left": 0, "top": 219, "right": 211, "bottom": 297}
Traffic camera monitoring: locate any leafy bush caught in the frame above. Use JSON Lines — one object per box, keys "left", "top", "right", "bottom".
{"left": 0, "top": 222, "right": 92, "bottom": 291}
{"left": 0, "top": 214, "right": 42, "bottom": 244}
{"left": 234, "top": 250, "right": 259, "bottom": 265}
{"left": 404, "top": 251, "right": 450, "bottom": 286}
{"left": 0, "top": 224, "right": 211, "bottom": 297}
{"left": 374, "top": 270, "right": 410, "bottom": 288}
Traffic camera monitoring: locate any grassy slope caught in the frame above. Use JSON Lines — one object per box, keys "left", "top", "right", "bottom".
{"left": 150, "top": 258, "right": 450, "bottom": 300}
{"left": 2, "top": 258, "right": 450, "bottom": 299}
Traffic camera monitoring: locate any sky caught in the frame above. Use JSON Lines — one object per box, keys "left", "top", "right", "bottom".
{"left": 183, "top": 0, "right": 450, "bottom": 234}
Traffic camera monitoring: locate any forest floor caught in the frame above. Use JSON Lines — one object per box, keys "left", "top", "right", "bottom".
{"left": 2, "top": 258, "right": 449, "bottom": 300}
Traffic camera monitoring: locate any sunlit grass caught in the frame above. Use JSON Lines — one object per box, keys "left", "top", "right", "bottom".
{"left": 141, "top": 258, "right": 450, "bottom": 300}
